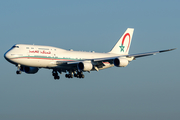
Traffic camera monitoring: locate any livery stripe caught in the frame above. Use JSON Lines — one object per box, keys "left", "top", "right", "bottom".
{"left": 11, "top": 56, "right": 81, "bottom": 61}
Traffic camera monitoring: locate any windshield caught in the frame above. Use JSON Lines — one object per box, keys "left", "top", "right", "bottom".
{"left": 12, "top": 45, "right": 19, "bottom": 49}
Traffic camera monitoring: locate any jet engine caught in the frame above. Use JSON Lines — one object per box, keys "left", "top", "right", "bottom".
{"left": 23, "top": 66, "right": 39, "bottom": 74}
{"left": 113, "top": 58, "right": 129, "bottom": 67}
{"left": 77, "top": 62, "right": 93, "bottom": 71}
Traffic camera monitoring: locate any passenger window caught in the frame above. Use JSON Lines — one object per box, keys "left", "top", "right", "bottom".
{"left": 26, "top": 47, "right": 29, "bottom": 49}
{"left": 38, "top": 48, "right": 49, "bottom": 50}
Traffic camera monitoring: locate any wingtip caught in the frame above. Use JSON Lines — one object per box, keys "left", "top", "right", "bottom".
{"left": 168, "top": 48, "right": 177, "bottom": 51}
{"left": 171, "top": 48, "right": 177, "bottom": 50}
{"left": 159, "top": 48, "right": 176, "bottom": 53}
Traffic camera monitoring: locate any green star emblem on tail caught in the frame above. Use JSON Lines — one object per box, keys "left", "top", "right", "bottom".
{"left": 119, "top": 44, "right": 125, "bottom": 52}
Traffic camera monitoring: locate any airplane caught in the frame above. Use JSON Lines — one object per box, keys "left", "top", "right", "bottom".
{"left": 4, "top": 28, "right": 175, "bottom": 80}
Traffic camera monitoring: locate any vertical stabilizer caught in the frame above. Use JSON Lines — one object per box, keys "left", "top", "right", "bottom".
{"left": 109, "top": 28, "right": 134, "bottom": 54}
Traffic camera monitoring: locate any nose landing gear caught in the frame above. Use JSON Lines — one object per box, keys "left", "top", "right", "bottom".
{"left": 16, "top": 70, "right": 21, "bottom": 74}
{"left": 16, "top": 64, "right": 22, "bottom": 74}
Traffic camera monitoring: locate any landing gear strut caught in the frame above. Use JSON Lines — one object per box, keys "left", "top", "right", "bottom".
{"left": 52, "top": 70, "right": 60, "bottom": 80}
{"left": 16, "top": 64, "right": 21, "bottom": 74}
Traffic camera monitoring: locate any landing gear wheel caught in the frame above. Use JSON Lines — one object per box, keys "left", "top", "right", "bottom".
{"left": 65, "top": 74, "right": 73, "bottom": 78}
{"left": 52, "top": 70, "right": 60, "bottom": 80}
{"left": 16, "top": 70, "right": 21, "bottom": 74}
{"left": 70, "top": 74, "right": 73, "bottom": 78}
{"left": 65, "top": 74, "right": 68, "bottom": 78}
{"left": 74, "top": 74, "right": 77, "bottom": 77}
{"left": 81, "top": 74, "right": 85, "bottom": 78}
{"left": 52, "top": 72, "right": 57, "bottom": 76}
{"left": 77, "top": 72, "right": 85, "bottom": 79}
{"left": 54, "top": 75, "right": 60, "bottom": 80}
{"left": 79, "top": 74, "right": 82, "bottom": 78}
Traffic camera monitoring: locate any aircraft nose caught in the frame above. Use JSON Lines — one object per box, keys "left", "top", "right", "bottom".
{"left": 4, "top": 51, "right": 11, "bottom": 60}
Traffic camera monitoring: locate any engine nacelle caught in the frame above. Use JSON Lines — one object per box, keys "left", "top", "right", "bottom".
{"left": 114, "top": 58, "right": 129, "bottom": 67}
{"left": 23, "top": 66, "right": 39, "bottom": 74}
{"left": 77, "top": 62, "right": 93, "bottom": 71}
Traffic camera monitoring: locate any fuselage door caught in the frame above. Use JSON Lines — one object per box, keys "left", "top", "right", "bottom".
{"left": 52, "top": 49, "right": 58, "bottom": 60}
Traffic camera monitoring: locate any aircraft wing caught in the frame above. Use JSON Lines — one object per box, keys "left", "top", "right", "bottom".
{"left": 92, "top": 48, "right": 176, "bottom": 62}
{"left": 55, "top": 48, "right": 176, "bottom": 71}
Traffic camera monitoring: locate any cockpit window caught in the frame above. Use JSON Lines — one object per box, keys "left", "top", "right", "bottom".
{"left": 12, "top": 45, "right": 19, "bottom": 49}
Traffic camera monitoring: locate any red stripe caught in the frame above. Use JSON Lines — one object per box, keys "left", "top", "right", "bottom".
{"left": 11, "top": 57, "right": 75, "bottom": 61}
{"left": 122, "top": 33, "right": 131, "bottom": 52}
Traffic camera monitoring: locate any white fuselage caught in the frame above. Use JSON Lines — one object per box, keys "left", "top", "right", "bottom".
{"left": 5, "top": 44, "right": 124, "bottom": 70}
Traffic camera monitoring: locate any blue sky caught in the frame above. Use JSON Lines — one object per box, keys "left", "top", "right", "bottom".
{"left": 1, "top": 0, "right": 180, "bottom": 120}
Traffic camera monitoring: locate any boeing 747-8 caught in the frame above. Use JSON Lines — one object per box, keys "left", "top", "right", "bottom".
{"left": 4, "top": 28, "right": 175, "bottom": 79}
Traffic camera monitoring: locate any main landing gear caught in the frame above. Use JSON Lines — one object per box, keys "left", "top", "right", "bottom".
{"left": 52, "top": 70, "right": 85, "bottom": 80}
{"left": 65, "top": 71, "right": 85, "bottom": 79}
{"left": 74, "top": 71, "right": 85, "bottom": 79}
{"left": 52, "top": 70, "right": 60, "bottom": 80}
